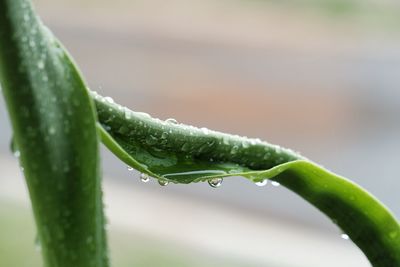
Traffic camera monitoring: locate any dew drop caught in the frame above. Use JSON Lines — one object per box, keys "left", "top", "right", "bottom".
{"left": 127, "top": 166, "right": 134, "bottom": 171}
{"left": 255, "top": 179, "right": 268, "bottom": 187}
{"left": 158, "top": 179, "right": 169, "bottom": 186}
{"left": 161, "top": 132, "right": 168, "bottom": 139}
{"left": 49, "top": 126, "right": 56, "bottom": 135}
{"left": 145, "top": 135, "right": 158, "bottom": 146}
{"left": 140, "top": 173, "right": 150, "bottom": 183}
{"left": 104, "top": 96, "right": 114, "bottom": 104}
{"left": 166, "top": 118, "right": 178, "bottom": 124}
{"left": 29, "top": 40, "right": 35, "bottom": 48}
{"left": 230, "top": 145, "right": 239, "bottom": 155}
{"left": 37, "top": 60, "right": 44, "bottom": 69}
{"left": 34, "top": 234, "right": 41, "bottom": 252}
{"left": 208, "top": 178, "right": 223, "bottom": 188}
{"left": 341, "top": 233, "right": 349, "bottom": 240}
{"left": 271, "top": 181, "right": 280, "bottom": 187}
{"left": 242, "top": 141, "right": 250, "bottom": 148}
{"left": 201, "top": 127, "right": 209, "bottom": 135}
{"left": 13, "top": 150, "right": 21, "bottom": 158}
{"left": 124, "top": 107, "right": 132, "bottom": 119}
{"left": 389, "top": 230, "right": 398, "bottom": 239}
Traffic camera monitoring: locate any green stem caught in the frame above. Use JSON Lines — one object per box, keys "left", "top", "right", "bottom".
{"left": 93, "top": 92, "right": 399, "bottom": 267}
{"left": 0, "top": 1, "right": 108, "bottom": 266}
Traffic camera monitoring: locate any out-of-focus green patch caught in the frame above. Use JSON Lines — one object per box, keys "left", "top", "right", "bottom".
{"left": 0, "top": 200, "right": 273, "bottom": 267}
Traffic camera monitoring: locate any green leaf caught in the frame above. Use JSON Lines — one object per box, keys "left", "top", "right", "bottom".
{"left": 94, "top": 92, "right": 400, "bottom": 267}
{"left": 0, "top": 1, "right": 108, "bottom": 267}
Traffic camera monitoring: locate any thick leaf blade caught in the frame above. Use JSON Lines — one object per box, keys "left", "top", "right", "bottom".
{"left": 0, "top": 1, "right": 108, "bottom": 266}
{"left": 94, "top": 92, "right": 400, "bottom": 267}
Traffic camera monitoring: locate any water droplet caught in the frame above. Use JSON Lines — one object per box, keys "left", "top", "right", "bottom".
{"left": 49, "top": 126, "right": 56, "bottom": 135}
{"left": 255, "top": 179, "right": 268, "bottom": 186}
{"left": 161, "top": 132, "right": 168, "bottom": 139}
{"left": 13, "top": 150, "right": 21, "bottom": 158}
{"left": 389, "top": 231, "right": 398, "bottom": 239}
{"left": 208, "top": 178, "right": 223, "bottom": 188}
{"left": 166, "top": 118, "right": 178, "bottom": 124}
{"left": 104, "top": 96, "right": 114, "bottom": 104}
{"left": 340, "top": 233, "right": 349, "bottom": 240}
{"left": 145, "top": 135, "right": 158, "bottom": 146}
{"left": 242, "top": 141, "right": 250, "bottom": 148}
{"left": 140, "top": 173, "right": 150, "bottom": 183}
{"left": 158, "top": 179, "right": 169, "bottom": 186}
{"left": 230, "top": 145, "right": 239, "bottom": 155}
{"left": 201, "top": 127, "right": 209, "bottom": 135}
{"left": 127, "top": 166, "right": 134, "bottom": 171}
{"left": 124, "top": 107, "right": 131, "bottom": 119}
{"left": 181, "top": 142, "right": 191, "bottom": 152}
{"left": 34, "top": 234, "right": 41, "bottom": 251}
{"left": 29, "top": 40, "right": 35, "bottom": 48}
{"left": 271, "top": 181, "right": 280, "bottom": 187}
{"left": 37, "top": 60, "right": 44, "bottom": 69}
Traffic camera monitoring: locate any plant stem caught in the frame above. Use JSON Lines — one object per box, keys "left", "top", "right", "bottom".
{"left": 0, "top": 1, "right": 108, "bottom": 266}
{"left": 93, "top": 92, "right": 400, "bottom": 267}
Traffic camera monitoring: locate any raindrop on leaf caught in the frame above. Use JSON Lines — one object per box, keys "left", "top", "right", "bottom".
{"left": 166, "top": 118, "right": 178, "bottom": 124}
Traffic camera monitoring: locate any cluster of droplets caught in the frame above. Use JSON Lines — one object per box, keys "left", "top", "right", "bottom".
{"left": 127, "top": 166, "right": 169, "bottom": 186}
{"left": 254, "top": 179, "right": 280, "bottom": 187}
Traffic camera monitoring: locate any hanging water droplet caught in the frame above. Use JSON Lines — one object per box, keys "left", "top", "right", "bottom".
{"left": 140, "top": 173, "right": 150, "bottom": 183}
{"left": 166, "top": 118, "right": 178, "bottom": 124}
{"left": 271, "top": 181, "right": 280, "bottom": 187}
{"left": 208, "top": 178, "right": 223, "bottom": 188}
{"left": 255, "top": 179, "right": 268, "bottom": 186}
{"left": 340, "top": 233, "right": 349, "bottom": 240}
{"left": 127, "top": 166, "right": 134, "bottom": 171}
{"left": 158, "top": 179, "right": 169, "bottom": 186}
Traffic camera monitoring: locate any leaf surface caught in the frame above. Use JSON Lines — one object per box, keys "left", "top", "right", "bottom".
{"left": 94, "top": 92, "right": 400, "bottom": 267}
{"left": 0, "top": 1, "right": 108, "bottom": 266}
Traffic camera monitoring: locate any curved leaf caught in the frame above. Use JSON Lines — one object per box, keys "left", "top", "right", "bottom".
{"left": 0, "top": 1, "right": 108, "bottom": 266}
{"left": 94, "top": 92, "right": 400, "bottom": 267}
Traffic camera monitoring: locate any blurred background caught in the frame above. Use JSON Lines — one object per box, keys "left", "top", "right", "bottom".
{"left": 1, "top": 0, "right": 399, "bottom": 266}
